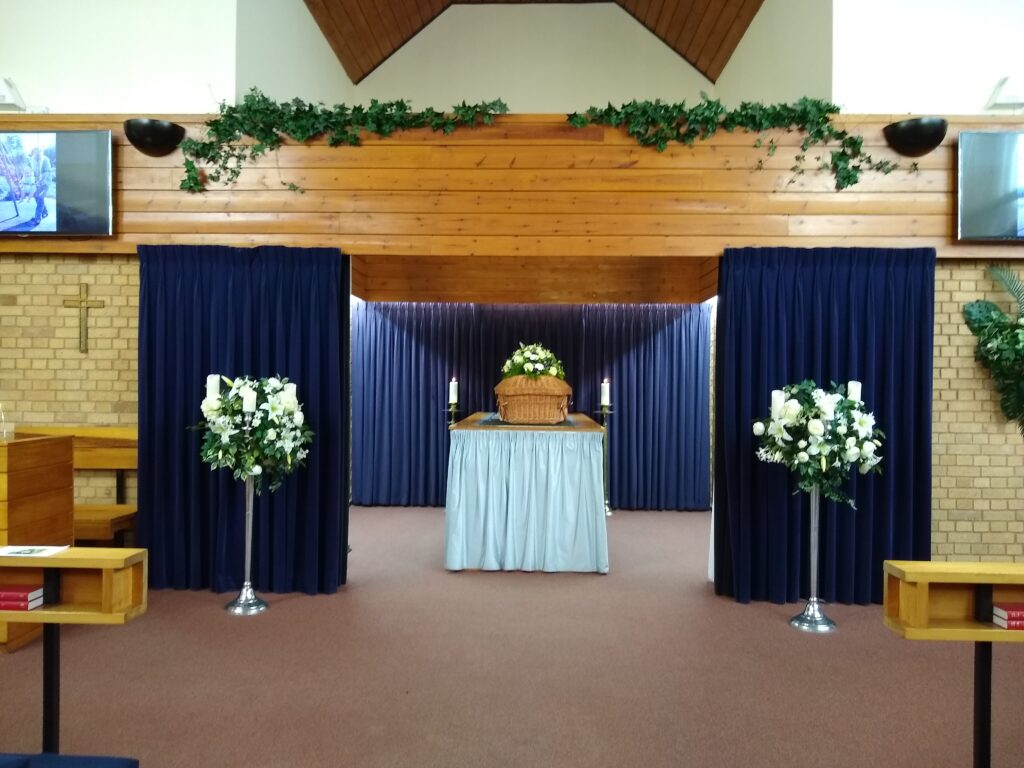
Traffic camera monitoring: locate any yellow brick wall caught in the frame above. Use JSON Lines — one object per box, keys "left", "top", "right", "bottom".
{"left": 2, "top": 255, "right": 1023, "bottom": 557}
{"left": 0, "top": 254, "right": 138, "bottom": 503}
{"left": 932, "top": 261, "right": 1024, "bottom": 562}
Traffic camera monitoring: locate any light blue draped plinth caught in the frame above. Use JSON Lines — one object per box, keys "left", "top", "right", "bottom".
{"left": 445, "top": 425, "right": 609, "bottom": 573}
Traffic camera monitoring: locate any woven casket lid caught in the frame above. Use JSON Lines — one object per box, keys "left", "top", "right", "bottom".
{"left": 494, "top": 374, "right": 572, "bottom": 395}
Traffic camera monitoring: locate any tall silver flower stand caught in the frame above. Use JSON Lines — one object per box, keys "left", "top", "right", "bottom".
{"left": 226, "top": 476, "right": 268, "bottom": 615}
{"left": 789, "top": 484, "right": 836, "bottom": 633}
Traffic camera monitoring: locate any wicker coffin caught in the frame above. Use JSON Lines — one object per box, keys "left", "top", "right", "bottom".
{"left": 494, "top": 374, "right": 572, "bottom": 424}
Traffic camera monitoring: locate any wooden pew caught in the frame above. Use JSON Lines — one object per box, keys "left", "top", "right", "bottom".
{"left": 16, "top": 426, "right": 137, "bottom": 545}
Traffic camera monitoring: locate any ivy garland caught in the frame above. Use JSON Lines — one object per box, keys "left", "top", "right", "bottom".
{"left": 567, "top": 96, "right": 904, "bottom": 190}
{"left": 179, "top": 88, "right": 509, "bottom": 192}
{"left": 179, "top": 90, "right": 902, "bottom": 193}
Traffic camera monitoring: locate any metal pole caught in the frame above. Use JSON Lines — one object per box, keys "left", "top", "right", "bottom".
{"left": 602, "top": 405, "right": 610, "bottom": 515}
{"left": 243, "top": 475, "right": 254, "bottom": 584}
{"left": 974, "top": 641, "right": 992, "bottom": 768}
{"left": 42, "top": 623, "right": 60, "bottom": 753}
{"left": 808, "top": 485, "right": 819, "bottom": 601}
{"left": 788, "top": 485, "right": 835, "bottom": 632}
{"left": 224, "top": 475, "right": 268, "bottom": 614}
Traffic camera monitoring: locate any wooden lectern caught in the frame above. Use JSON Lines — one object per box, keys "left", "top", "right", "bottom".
{"left": 0, "top": 435, "right": 74, "bottom": 652}
{"left": 884, "top": 560, "right": 1024, "bottom": 768}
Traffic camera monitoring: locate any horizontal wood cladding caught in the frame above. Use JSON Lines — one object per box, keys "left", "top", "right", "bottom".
{"left": 2, "top": 113, "right": 1024, "bottom": 304}
{"left": 352, "top": 254, "right": 709, "bottom": 304}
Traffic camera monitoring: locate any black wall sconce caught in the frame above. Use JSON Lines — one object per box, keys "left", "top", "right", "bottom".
{"left": 882, "top": 117, "right": 948, "bottom": 157}
{"left": 123, "top": 118, "right": 185, "bottom": 157}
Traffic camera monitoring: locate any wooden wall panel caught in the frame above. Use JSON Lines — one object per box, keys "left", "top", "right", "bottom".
{"left": 2, "top": 113, "right": 1024, "bottom": 304}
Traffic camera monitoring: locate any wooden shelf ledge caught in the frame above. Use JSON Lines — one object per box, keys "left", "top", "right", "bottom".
{"left": 884, "top": 560, "right": 1024, "bottom": 643}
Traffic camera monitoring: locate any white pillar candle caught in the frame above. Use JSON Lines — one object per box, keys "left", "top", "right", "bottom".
{"left": 771, "top": 389, "right": 785, "bottom": 419}
{"left": 206, "top": 374, "right": 220, "bottom": 400}
{"left": 847, "top": 380, "right": 862, "bottom": 402}
{"left": 449, "top": 378, "right": 458, "bottom": 405}
{"left": 600, "top": 379, "right": 611, "bottom": 407}
{"left": 280, "top": 382, "right": 299, "bottom": 412}
{"left": 241, "top": 387, "right": 257, "bottom": 413}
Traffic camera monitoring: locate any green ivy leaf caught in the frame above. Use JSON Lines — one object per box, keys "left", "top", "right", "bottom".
{"left": 180, "top": 89, "right": 509, "bottom": 192}
{"left": 565, "top": 96, "right": 896, "bottom": 190}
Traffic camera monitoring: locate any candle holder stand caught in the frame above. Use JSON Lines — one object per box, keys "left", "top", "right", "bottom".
{"left": 595, "top": 404, "right": 613, "bottom": 516}
{"left": 447, "top": 402, "right": 460, "bottom": 427}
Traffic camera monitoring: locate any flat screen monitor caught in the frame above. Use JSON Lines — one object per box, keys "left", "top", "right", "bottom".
{"left": 958, "top": 131, "right": 1024, "bottom": 242}
{"left": 0, "top": 129, "right": 112, "bottom": 236}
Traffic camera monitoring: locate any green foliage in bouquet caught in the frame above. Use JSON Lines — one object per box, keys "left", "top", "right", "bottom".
{"left": 752, "top": 379, "right": 884, "bottom": 507}
{"left": 198, "top": 375, "right": 314, "bottom": 493}
{"left": 964, "top": 266, "right": 1024, "bottom": 435}
{"left": 500, "top": 342, "right": 566, "bottom": 380}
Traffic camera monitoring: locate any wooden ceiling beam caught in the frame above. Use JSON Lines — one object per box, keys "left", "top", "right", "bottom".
{"left": 693, "top": 0, "right": 742, "bottom": 77}
{"left": 704, "top": 0, "right": 764, "bottom": 81}
{"left": 303, "top": 0, "right": 367, "bottom": 83}
{"left": 643, "top": 0, "right": 666, "bottom": 28}
{"left": 675, "top": 0, "right": 713, "bottom": 55}
{"left": 306, "top": 0, "right": 763, "bottom": 86}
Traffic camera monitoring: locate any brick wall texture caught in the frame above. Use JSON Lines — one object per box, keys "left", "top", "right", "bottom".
{"left": 0, "top": 254, "right": 138, "bottom": 503}
{"left": 1, "top": 255, "right": 1022, "bottom": 558}
{"left": 932, "top": 261, "right": 1024, "bottom": 562}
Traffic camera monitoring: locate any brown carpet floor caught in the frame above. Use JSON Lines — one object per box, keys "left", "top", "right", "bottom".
{"left": 1, "top": 507, "right": 1022, "bottom": 767}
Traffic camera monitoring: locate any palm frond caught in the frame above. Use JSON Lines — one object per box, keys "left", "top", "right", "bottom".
{"left": 989, "top": 266, "right": 1024, "bottom": 317}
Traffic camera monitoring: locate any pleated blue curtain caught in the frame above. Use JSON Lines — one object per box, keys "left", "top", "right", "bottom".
{"left": 713, "top": 247, "right": 935, "bottom": 605}
{"left": 138, "top": 245, "right": 349, "bottom": 593}
{"left": 351, "top": 302, "right": 711, "bottom": 510}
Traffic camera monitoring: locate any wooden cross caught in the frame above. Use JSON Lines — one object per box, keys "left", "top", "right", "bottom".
{"left": 63, "top": 283, "right": 105, "bottom": 353}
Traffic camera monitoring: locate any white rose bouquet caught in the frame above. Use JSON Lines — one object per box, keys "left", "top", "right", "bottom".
{"left": 198, "top": 374, "right": 314, "bottom": 493}
{"left": 500, "top": 342, "right": 566, "bottom": 380}
{"left": 751, "top": 379, "right": 884, "bottom": 506}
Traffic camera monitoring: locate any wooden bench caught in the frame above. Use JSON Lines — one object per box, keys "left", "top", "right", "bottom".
{"left": 16, "top": 426, "right": 138, "bottom": 545}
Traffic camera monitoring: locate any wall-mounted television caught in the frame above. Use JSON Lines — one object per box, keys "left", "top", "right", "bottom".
{"left": 958, "top": 131, "right": 1024, "bottom": 242}
{"left": 0, "top": 130, "right": 112, "bottom": 236}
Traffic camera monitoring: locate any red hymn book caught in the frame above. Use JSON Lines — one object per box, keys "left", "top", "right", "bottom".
{"left": 0, "top": 584, "right": 44, "bottom": 602}
{"left": 0, "top": 597, "right": 44, "bottom": 610}
{"left": 992, "top": 602, "right": 1024, "bottom": 629}
{"left": 992, "top": 602, "right": 1024, "bottom": 620}
{"left": 0, "top": 583, "right": 45, "bottom": 610}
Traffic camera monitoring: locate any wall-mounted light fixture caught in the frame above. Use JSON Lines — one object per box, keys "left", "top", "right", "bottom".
{"left": 986, "top": 75, "right": 1024, "bottom": 112}
{"left": 882, "top": 117, "right": 948, "bottom": 157}
{"left": 0, "top": 77, "right": 26, "bottom": 112}
{"left": 123, "top": 118, "right": 185, "bottom": 157}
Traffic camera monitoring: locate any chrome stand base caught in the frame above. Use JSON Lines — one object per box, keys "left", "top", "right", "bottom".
{"left": 225, "top": 581, "right": 268, "bottom": 616}
{"left": 789, "top": 598, "right": 836, "bottom": 633}
{"left": 605, "top": 499, "right": 612, "bottom": 517}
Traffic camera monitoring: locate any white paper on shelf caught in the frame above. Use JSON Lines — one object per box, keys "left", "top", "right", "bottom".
{"left": 0, "top": 545, "right": 70, "bottom": 557}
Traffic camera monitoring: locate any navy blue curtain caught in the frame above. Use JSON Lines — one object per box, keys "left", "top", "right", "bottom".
{"left": 352, "top": 302, "right": 711, "bottom": 510}
{"left": 138, "top": 245, "right": 349, "bottom": 594}
{"left": 714, "top": 247, "right": 935, "bottom": 605}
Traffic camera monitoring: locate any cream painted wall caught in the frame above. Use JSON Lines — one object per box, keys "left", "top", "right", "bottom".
{"left": 5, "top": 1, "right": 1018, "bottom": 117}
{"left": 0, "top": 0, "right": 236, "bottom": 113}
{"left": 236, "top": 2, "right": 713, "bottom": 112}
{"left": 235, "top": 0, "right": 353, "bottom": 105}
{"left": 833, "top": 0, "right": 1024, "bottom": 114}
{"left": 716, "top": 0, "right": 832, "bottom": 107}
{"left": 360, "top": 5, "right": 713, "bottom": 111}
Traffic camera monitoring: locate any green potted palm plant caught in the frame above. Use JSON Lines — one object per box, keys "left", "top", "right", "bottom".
{"left": 964, "top": 267, "right": 1024, "bottom": 434}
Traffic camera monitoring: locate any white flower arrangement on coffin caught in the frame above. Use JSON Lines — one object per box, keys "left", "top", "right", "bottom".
{"left": 198, "top": 374, "right": 314, "bottom": 493}
{"left": 500, "top": 342, "right": 567, "bottom": 380}
{"left": 751, "top": 379, "right": 884, "bottom": 507}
